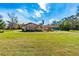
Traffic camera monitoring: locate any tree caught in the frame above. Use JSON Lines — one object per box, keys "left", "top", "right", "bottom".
{"left": 0, "top": 18, "right": 6, "bottom": 33}
{"left": 59, "top": 19, "right": 70, "bottom": 31}
{"left": 76, "top": 6, "right": 79, "bottom": 17}
{"left": 58, "top": 6, "right": 79, "bottom": 31}
{"left": 0, "top": 15, "right": 6, "bottom": 30}
{"left": 59, "top": 14, "right": 79, "bottom": 30}
{"left": 7, "top": 12, "right": 18, "bottom": 29}
{"left": 0, "top": 19, "right": 6, "bottom": 29}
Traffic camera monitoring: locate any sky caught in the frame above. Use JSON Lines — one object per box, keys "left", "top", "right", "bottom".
{"left": 0, "top": 3, "right": 79, "bottom": 25}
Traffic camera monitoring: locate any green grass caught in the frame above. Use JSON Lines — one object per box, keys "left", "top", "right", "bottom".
{"left": 0, "top": 30, "right": 79, "bottom": 56}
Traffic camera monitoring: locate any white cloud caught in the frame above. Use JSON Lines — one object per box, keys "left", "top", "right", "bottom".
{"left": 49, "top": 18, "right": 54, "bottom": 24}
{"left": 16, "top": 8, "right": 29, "bottom": 15}
{"left": 32, "top": 15, "right": 36, "bottom": 18}
{"left": 39, "top": 10, "right": 44, "bottom": 14}
{"left": 49, "top": 18, "right": 60, "bottom": 24}
{"left": 37, "top": 21, "right": 42, "bottom": 23}
{"left": 35, "top": 12, "right": 41, "bottom": 17}
{"left": 38, "top": 3, "right": 47, "bottom": 11}
{"left": 16, "top": 12, "right": 32, "bottom": 24}
{"left": 16, "top": 9, "right": 24, "bottom": 13}
{"left": 34, "top": 10, "right": 41, "bottom": 17}
{"left": 16, "top": 8, "right": 31, "bottom": 18}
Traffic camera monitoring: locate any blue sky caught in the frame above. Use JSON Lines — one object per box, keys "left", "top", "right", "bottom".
{"left": 0, "top": 3, "right": 79, "bottom": 24}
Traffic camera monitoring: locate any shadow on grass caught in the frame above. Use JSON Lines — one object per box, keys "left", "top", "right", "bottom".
{"left": 19, "top": 30, "right": 43, "bottom": 32}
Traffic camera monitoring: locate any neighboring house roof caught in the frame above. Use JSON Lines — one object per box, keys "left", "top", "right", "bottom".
{"left": 42, "top": 24, "right": 59, "bottom": 28}
{"left": 49, "top": 24, "right": 59, "bottom": 28}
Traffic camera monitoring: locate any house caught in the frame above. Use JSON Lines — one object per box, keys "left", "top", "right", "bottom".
{"left": 21, "top": 23, "right": 59, "bottom": 32}
{"left": 42, "top": 24, "right": 59, "bottom": 31}
{"left": 49, "top": 24, "right": 60, "bottom": 30}
{"left": 22, "top": 23, "right": 42, "bottom": 32}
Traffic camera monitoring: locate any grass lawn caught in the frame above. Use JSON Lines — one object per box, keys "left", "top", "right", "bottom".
{"left": 0, "top": 30, "right": 79, "bottom": 56}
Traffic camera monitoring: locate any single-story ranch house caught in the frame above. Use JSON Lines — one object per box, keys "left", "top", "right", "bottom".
{"left": 22, "top": 22, "right": 59, "bottom": 32}
{"left": 22, "top": 23, "right": 42, "bottom": 32}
